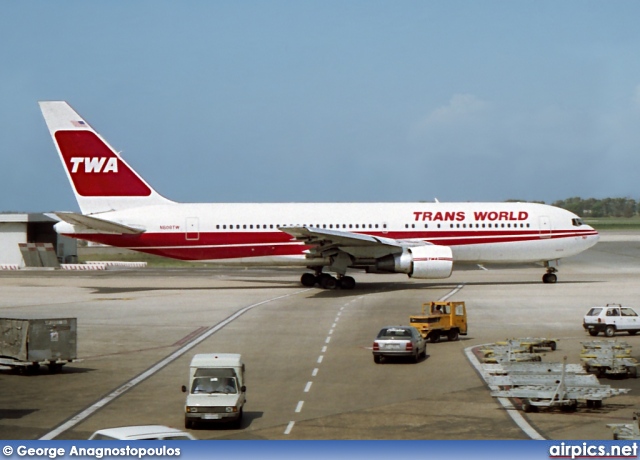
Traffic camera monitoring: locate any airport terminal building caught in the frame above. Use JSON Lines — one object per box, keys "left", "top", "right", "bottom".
{"left": 0, "top": 213, "right": 77, "bottom": 268}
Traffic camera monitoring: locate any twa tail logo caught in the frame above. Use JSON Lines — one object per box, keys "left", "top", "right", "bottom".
{"left": 70, "top": 157, "right": 118, "bottom": 173}
{"left": 54, "top": 130, "right": 151, "bottom": 197}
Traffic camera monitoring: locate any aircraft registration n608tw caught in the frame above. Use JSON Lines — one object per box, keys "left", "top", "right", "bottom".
{"left": 39, "top": 101, "right": 599, "bottom": 290}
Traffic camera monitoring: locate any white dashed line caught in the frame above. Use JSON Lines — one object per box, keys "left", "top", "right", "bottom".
{"left": 304, "top": 382, "right": 312, "bottom": 392}
{"left": 317, "top": 355, "right": 324, "bottom": 364}
{"left": 312, "top": 368, "right": 319, "bottom": 377}
{"left": 39, "top": 288, "right": 314, "bottom": 440}
{"left": 284, "top": 421, "right": 295, "bottom": 435}
{"left": 295, "top": 401, "right": 304, "bottom": 413}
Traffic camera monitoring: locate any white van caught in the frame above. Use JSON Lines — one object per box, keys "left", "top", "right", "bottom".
{"left": 182, "top": 354, "right": 246, "bottom": 429}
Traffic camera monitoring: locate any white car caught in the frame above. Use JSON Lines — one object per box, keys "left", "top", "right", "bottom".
{"left": 88, "top": 425, "right": 196, "bottom": 440}
{"left": 583, "top": 304, "right": 640, "bottom": 337}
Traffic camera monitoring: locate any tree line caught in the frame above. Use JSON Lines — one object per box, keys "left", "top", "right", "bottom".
{"left": 550, "top": 197, "right": 637, "bottom": 218}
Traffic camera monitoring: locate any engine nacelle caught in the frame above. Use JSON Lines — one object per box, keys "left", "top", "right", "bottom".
{"left": 375, "top": 245, "right": 453, "bottom": 279}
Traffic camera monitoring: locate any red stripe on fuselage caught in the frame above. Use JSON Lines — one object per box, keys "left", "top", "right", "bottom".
{"left": 62, "top": 229, "right": 597, "bottom": 261}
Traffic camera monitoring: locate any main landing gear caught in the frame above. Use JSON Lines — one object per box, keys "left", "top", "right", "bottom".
{"left": 542, "top": 267, "right": 558, "bottom": 284}
{"left": 300, "top": 272, "right": 356, "bottom": 290}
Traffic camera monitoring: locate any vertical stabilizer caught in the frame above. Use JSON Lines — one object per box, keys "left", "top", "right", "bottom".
{"left": 39, "top": 101, "right": 174, "bottom": 214}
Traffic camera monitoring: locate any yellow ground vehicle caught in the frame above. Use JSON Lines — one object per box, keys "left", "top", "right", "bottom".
{"left": 409, "top": 301, "right": 468, "bottom": 343}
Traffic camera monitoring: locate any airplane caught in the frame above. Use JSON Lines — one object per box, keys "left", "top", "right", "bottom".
{"left": 39, "top": 101, "right": 600, "bottom": 290}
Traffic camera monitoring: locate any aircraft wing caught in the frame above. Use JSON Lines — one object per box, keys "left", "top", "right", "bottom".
{"left": 53, "top": 212, "right": 145, "bottom": 235}
{"left": 280, "top": 226, "right": 427, "bottom": 259}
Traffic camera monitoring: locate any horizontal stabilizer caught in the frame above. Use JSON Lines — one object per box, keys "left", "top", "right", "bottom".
{"left": 54, "top": 212, "right": 145, "bottom": 235}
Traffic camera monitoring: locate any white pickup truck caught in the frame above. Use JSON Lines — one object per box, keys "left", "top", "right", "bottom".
{"left": 583, "top": 304, "right": 640, "bottom": 337}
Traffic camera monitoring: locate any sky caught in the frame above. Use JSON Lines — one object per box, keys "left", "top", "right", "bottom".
{"left": 2, "top": 1, "right": 640, "bottom": 213}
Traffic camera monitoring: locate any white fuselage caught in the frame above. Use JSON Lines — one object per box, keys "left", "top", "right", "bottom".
{"left": 56, "top": 201, "right": 599, "bottom": 266}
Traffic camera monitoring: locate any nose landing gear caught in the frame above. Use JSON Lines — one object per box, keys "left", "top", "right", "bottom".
{"left": 542, "top": 267, "right": 558, "bottom": 284}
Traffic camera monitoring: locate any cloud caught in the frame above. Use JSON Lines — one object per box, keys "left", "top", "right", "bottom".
{"left": 399, "top": 91, "right": 640, "bottom": 202}
{"left": 410, "top": 93, "right": 490, "bottom": 142}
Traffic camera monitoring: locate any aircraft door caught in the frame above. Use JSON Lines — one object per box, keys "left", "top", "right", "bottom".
{"left": 186, "top": 217, "right": 200, "bottom": 241}
{"left": 539, "top": 216, "right": 551, "bottom": 239}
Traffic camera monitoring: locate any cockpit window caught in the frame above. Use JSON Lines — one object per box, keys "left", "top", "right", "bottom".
{"left": 571, "top": 218, "right": 584, "bottom": 227}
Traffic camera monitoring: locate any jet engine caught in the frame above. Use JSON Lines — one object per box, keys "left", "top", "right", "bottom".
{"left": 375, "top": 245, "right": 453, "bottom": 279}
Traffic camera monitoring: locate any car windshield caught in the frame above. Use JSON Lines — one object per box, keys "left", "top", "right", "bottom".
{"left": 586, "top": 308, "right": 602, "bottom": 316}
{"left": 378, "top": 328, "right": 413, "bottom": 339}
{"left": 191, "top": 376, "right": 238, "bottom": 394}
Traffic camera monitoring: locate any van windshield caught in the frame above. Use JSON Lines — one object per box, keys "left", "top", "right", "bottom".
{"left": 191, "top": 376, "right": 238, "bottom": 394}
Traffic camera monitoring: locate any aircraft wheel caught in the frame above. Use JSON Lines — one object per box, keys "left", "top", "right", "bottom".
{"left": 340, "top": 276, "right": 356, "bottom": 290}
{"left": 319, "top": 275, "right": 338, "bottom": 290}
{"left": 301, "top": 273, "right": 317, "bottom": 287}
{"left": 542, "top": 273, "right": 557, "bottom": 284}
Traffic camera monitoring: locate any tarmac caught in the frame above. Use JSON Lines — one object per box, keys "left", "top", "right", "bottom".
{"left": 1, "top": 230, "right": 639, "bottom": 440}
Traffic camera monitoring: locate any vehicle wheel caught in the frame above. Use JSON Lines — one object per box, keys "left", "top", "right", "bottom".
{"left": 234, "top": 409, "right": 244, "bottom": 429}
{"left": 429, "top": 332, "right": 440, "bottom": 343}
{"left": 48, "top": 363, "right": 63, "bottom": 373}
{"left": 549, "top": 341, "right": 557, "bottom": 351}
{"left": 22, "top": 364, "right": 40, "bottom": 375}
{"left": 605, "top": 325, "right": 616, "bottom": 337}
{"left": 588, "top": 330, "right": 599, "bottom": 337}
{"left": 587, "top": 400, "right": 602, "bottom": 409}
{"left": 447, "top": 330, "right": 459, "bottom": 341}
{"left": 373, "top": 355, "right": 381, "bottom": 364}
{"left": 185, "top": 417, "right": 194, "bottom": 429}
{"left": 629, "top": 330, "right": 638, "bottom": 336}
{"left": 627, "top": 366, "right": 637, "bottom": 378}
{"left": 522, "top": 400, "right": 534, "bottom": 413}
{"left": 565, "top": 400, "right": 578, "bottom": 412}
{"left": 301, "top": 273, "right": 317, "bottom": 287}
{"left": 339, "top": 276, "right": 356, "bottom": 290}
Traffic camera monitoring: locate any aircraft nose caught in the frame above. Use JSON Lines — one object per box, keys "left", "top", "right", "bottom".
{"left": 583, "top": 225, "right": 600, "bottom": 246}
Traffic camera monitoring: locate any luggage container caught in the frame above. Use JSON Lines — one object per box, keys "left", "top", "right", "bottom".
{"left": 0, "top": 317, "right": 78, "bottom": 373}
